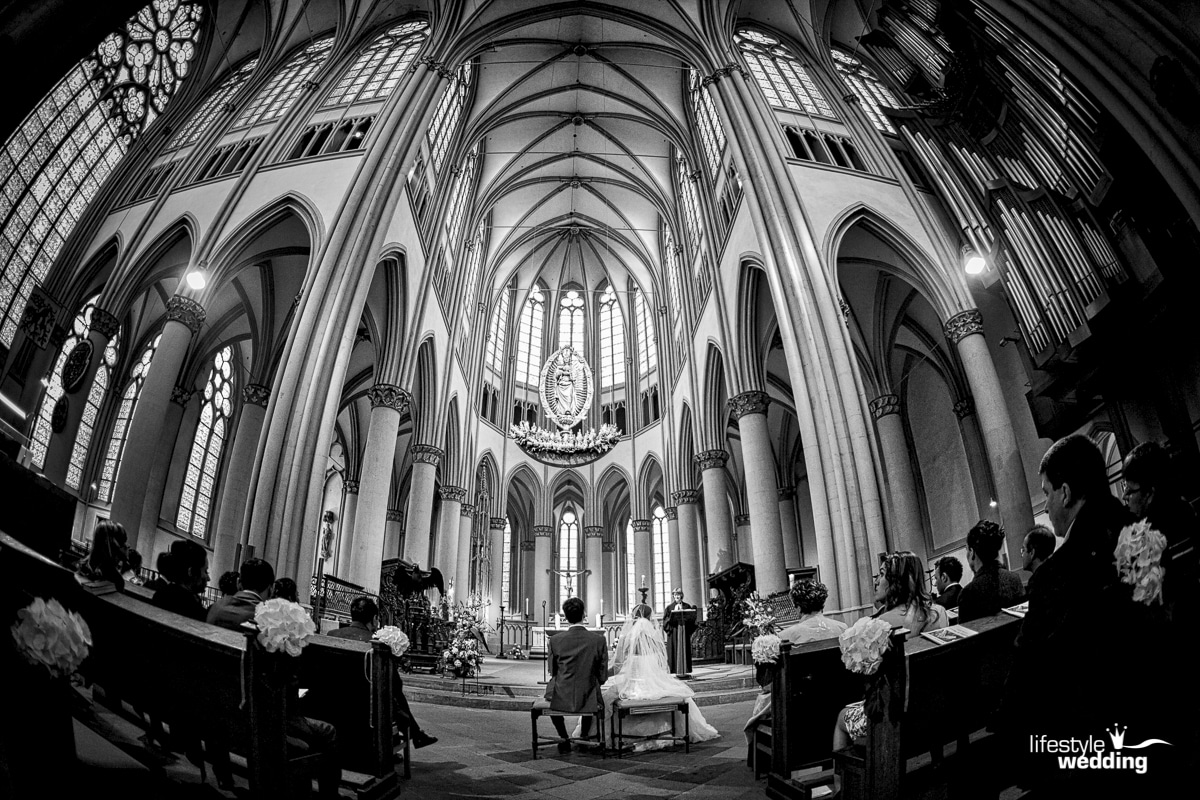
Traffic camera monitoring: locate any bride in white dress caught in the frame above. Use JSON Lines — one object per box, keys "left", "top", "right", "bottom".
{"left": 575, "top": 603, "right": 720, "bottom": 751}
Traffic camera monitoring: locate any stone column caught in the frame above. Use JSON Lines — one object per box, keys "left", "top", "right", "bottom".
{"left": 519, "top": 540, "right": 536, "bottom": 618}
{"left": 384, "top": 509, "right": 404, "bottom": 561}
{"left": 778, "top": 486, "right": 801, "bottom": 569}
{"left": 945, "top": 310, "right": 1034, "bottom": 559}
{"left": 584, "top": 525, "right": 604, "bottom": 616}
{"left": 437, "top": 486, "right": 466, "bottom": 601}
{"left": 212, "top": 383, "right": 270, "bottom": 577}
{"left": 403, "top": 444, "right": 442, "bottom": 569}
{"left": 488, "top": 517, "right": 507, "bottom": 625}
{"left": 734, "top": 514, "right": 753, "bottom": 565}
{"left": 602, "top": 539, "right": 617, "bottom": 615}
{"left": 731, "top": 391, "right": 787, "bottom": 594}
{"left": 111, "top": 296, "right": 205, "bottom": 554}
{"left": 336, "top": 480, "right": 359, "bottom": 578}
{"left": 455, "top": 502, "right": 474, "bottom": 600}
{"left": 955, "top": 397, "right": 999, "bottom": 520}
{"left": 870, "top": 393, "right": 926, "bottom": 557}
{"left": 348, "top": 384, "right": 408, "bottom": 592}
{"left": 138, "top": 386, "right": 191, "bottom": 548}
{"left": 533, "top": 525, "right": 554, "bottom": 624}
{"left": 665, "top": 507, "right": 682, "bottom": 595}
{"left": 631, "top": 518, "right": 652, "bottom": 603}
{"left": 695, "top": 450, "right": 734, "bottom": 574}
{"left": 672, "top": 490, "right": 705, "bottom": 610}
{"left": 43, "top": 307, "right": 120, "bottom": 484}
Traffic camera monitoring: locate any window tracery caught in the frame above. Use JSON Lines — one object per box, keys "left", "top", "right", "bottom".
{"left": 177, "top": 345, "right": 234, "bottom": 537}
{"left": 598, "top": 284, "right": 625, "bottom": 391}
{"left": 233, "top": 37, "right": 335, "bottom": 129}
{"left": 830, "top": 50, "right": 898, "bottom": 134}
{"left": 324, "top": 22, "right": 428, "bottom": 107}
{"left": 557, "top": 289, "right": 584, "bottom": 352}
{"left": 513, "top": 287, "right": 545, "bottom": 387}
{"left": 557, "top": 509, "right": 579, "bottom": 603}
{"left": 736, "top": 29, "right": 833, "bottom": 117}
{"left": 99, "top": 333, "right": 161, "bottom": 502}
{"left": 426, "top": 63, "right": 472, "bottom": 174}
{"left": 30, "top": 296, "right": 100, "bottom": 469}
{"left": 68, "top": 331, "right": 120, "bottom": 491}
{"left": 168, "top": 59, "right": 259, "bottom": 150}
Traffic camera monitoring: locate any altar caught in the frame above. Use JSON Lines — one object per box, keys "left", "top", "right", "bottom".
{"left": 530, "top": 625, "right": 605, "bottom": 655}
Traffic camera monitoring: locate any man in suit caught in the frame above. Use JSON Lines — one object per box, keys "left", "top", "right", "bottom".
{"left": 932, "top": 556, "right": 962, "bottom": 609}
{"left": 661, "top": 588, "right": 698, "bottom": 673}
{"left": 326, "top": 597, "right": 438, "bottom": 748}
{"left": 545, "top": 597, "right": 607, "bottom": 753}
{"left": 205, "top": 557, "right": 274, "bottom": 628}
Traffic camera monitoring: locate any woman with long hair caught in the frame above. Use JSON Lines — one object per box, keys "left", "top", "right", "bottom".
{"left": 75, "top": 520, "right": 129, "bottom": 592}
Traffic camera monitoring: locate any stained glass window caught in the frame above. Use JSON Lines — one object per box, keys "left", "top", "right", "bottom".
{"left": 177, "top": 345, "right": 234, "bottom": 537}
{"left": 558, "top": 510, "right": 579, "bottom": 604}
{"left": 324, "top": 22, "right": 427, "bottom": 107}
{"left": 501, "top": 518, "right": 512, "bottom": 607}
{"left": 688, "top": 68, "right": 727, "bottom": 177}
{"left": 558, "top": 289, "right": 584, "bottom": 352}
{"left": 67, "top": 331, "right": 120, "bottom": 490}
{"left": 830, "top": 50, "right": 898, "bottom": 134}
{"left": 99, "top": 333, "right": 160, "bottom": 502}
{"left": 736, "top": 29, "right": 834, "bottom": 117}
{"left": 0, "top": 1, "right": 203, "bottom": 346}
{"left": 485, "top": 284, "right": 511, "bottom": 375}
{"left": 168, "top": 59, "right": 258, "bottom": 149}
{"left": 233, "top": 37, "right": 334, "bottom": 129}
{"left": 29, "top": 296, "right": 99, "bottom": 469}
{"left": 652, "top": 506, "right": 670, "bottom": 611}
{"left": 663, "top": 224, "right": 684, "bottom": 352}
{"left": 635, "top": 289, "right": 658, "bottom": 380}
{"left": 445, "top": 148, "right": 478, "bottom": 255}
{"left": 675, "top": 154, "right": 702, "bottom": 257}
{"left": 458, "top": 224, "right": 485, "bottom": 349}
{"left": 514, "top": 287, "right": 544, "bottom": 386}
{"left": 598, "top": 284, "right": 625, "bottom": 390}
{"left": 426, "top": 63, "right": 472, "bottom": 174}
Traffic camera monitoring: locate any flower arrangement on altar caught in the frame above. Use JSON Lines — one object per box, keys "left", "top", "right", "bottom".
{"left": 838, "top": 616, "right": 892, "bottom": 675}
{"left": 10, "top": 597, "right": 92, "bottom": 679}
{"left": 1115, "top": 520, "right": 1168, "bottom": 605}
{"left": 254, "top": 598, "right": 317, "bottom": 656}
{"left": 509, "top": 421, "right": 621, "bottom": 457}
{"left": 373, "top": 625, "right": 411, "bottom": 657}
{"left": 498, "top": 644, "right": 528, "bottom": 660}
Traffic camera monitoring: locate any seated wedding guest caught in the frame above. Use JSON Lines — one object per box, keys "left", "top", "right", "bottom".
{"left": 122, "top": 549, "right": 145, "bottom": 586}
{"left": 833, "top": 552, "right": 946, "bottom": 750}
{"left": 932, "top": 556, "right": 963, "bottom": 609}
{"left": 75, "top": 520, "right": 128, "bottom": 592}
{"left": 780, "top": 579, "right": 847, "bottom": 644}
{"left": 143, "top": 552, "right": 173, "bottom": 593}
{"left": 217, "top": 570, "right": 240, "bottom": 596}
{"left": 1021, "top": 525, "right": 1056, "bottom": 577}
{"left": 273, "top": 577, "right": 299, "bottom": 603}
{"left": 325, "top": 597, "right": 438, "bottom": 748}
{"left": 958, "top": 520, "right": 1025, "bottom": 622}
{"left": 152, "top": 540, "right": 209, "bottom": 622}
{"left": 207, "top": 558, "right": 342, "bottom": 798}
{"left": 1123, "top": 440, "right": 1199, "bottom": 624}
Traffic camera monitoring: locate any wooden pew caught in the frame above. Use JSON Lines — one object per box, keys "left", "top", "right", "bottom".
{"left": 764, "top": 614, "right": 1019, "bottom": 800}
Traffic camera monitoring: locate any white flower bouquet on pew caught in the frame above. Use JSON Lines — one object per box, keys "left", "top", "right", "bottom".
{"left": 10, "top": 597, "right": 92, "bottom": 679}
{"left": 255, "top": 598, "right": 317, "bottom": 656}
{"left": 838, "top": 616, "right": 892, "bottom": 676}
{"left": 373, "top": 625, "right": 410, "bottom": 657}
{"left": 1114, "top": 520, "right": 1167, "bottom": 605}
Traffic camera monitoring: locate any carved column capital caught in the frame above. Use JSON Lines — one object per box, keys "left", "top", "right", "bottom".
{"left": 734, "top": 513, "right": 751, "bottom": 527}
{"left": 89, "top": 308, "right": 121, "bottom": 339}
{"left": 602, "top": 540, "right": 617, "bottom": 552}
{"left": 386, "top": 509, "right": 404, "bottom": 523}
{"left": 410, "top": 444, "right": 443, "bottom": 465}
{"left": 664, "top": 507, "right": 678, "bottom": 521}
{"left": 344, "top": 479, "right": 360, "bottom": 495}
{"left": 441, "top": 485, "right": 467, "bottom": 503}
{"left": 672, "top": 489, "right": 700, "bottom": 505}
{"left": 694, "top": 449, "right": 729, "bottom": 470}
{"left": 170, "top": 386, "right": 194, "bottom": 407}
{"left": 367, "top": 383, "right": 410, "bottom": 411}
{"left": 520, "top": 540, "right": 536, "bottom": 551}
{"left": 459, "top": 503, "right": 475, "bottom": 517}
{"left": 953, "top": 397, "right": 976, "bottom": 420}
{"left": 165, "top": 296, "right": 206, "bottom": 334}
{"left": 533, "top": 525, "right": 554, "bottom": 537}
{"left": 243, "top": 383, "right": 270, "bottom": 407}
{"left": 631, "top": 519, "right": 652, "bottom": 533}
{"left": 944, "top": 309, "right": 984, "bottom": 345}
{"left": 490, "top": 517, "right": 507, "bottom": 530}
{"left": 583, "top": 525, "right": 604, "bottom": 538}
{"left": 778, "top": 486, "right": 796, "bottom": 501}
{"left": 729, "top": 390, "right": 770, "bottom": 419}
{"left": 869, "top": 393, "right": 901, "bottom": 419}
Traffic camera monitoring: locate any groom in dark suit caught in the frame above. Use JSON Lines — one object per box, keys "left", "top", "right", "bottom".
{"left": 544, "top": 597, "right": 607, "bottom": 753}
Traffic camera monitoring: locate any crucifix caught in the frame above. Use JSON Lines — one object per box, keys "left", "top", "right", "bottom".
{"left": 545, "top": 567, "right": 591, "bottom": 623}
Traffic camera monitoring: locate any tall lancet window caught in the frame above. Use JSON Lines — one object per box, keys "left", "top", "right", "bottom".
{"left": 68, "top": 331, "right": 120, "bottom": 491}
{"left": 634, "top": 289, "right": 658, "bottom": 380}
{"left": 625, "top": 519, "right": 637, "bottom": 612}
{"left": 30, "top": 296, "right": 100, "bottom": 469}
{"left": 177, "top": 346, "right": 235, "bottom": 537}
{"left": 485, "top": 285, "right": 511, "bottom": 375}
{"left": 735, "top": 29, "right": 834, "bottom": 117}
{"left": 598, "top": 284, "right": 625, "bottom": 390}
{"left": 233, "top": 37, "right": 335, "bottom": 129}
{"left": 688, "top": 68, "right": 727, "bottom": 177}
{"left": 426, "top": 62, "right": 472, "bottom": 174}
{"left": 323, "top": 21, "right": 428, "bottom": 107}
{"left": 168, "top": 59, "right": 258, "bottom": 149}
{"left": 514, "top": 287, "right": 545, "bottom": 387}
{"left": 675, "top": 153, "right": 703, "bottom": 258}
{"left": 0, "top": 0, "right": 204, "bottom": 345}
{"left": 651, "top": 505, "right": 670, "bottom": 611}
{"left": 558, "top": 289, "right": 585, "bottom": 351}
{"left": 99, "top": 333, "right": 161, "bottom": 502}
{"left": 558, "top": 510, "right": 579, "bottom": 604}
{"left": 830, "top": 50, "right": 898, "bottom": 134}
{"left": 663, "top": 225, "right": 685, "bottom": 353}
{"left": 501, "top": 518, "right": 513, "bottom": 607}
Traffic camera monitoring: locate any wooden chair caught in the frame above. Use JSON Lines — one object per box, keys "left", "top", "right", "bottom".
{"left": 611, "top": 696, "right": 690, "bottom": 757}
{"left": 529, "top": 699, "right": 606, "bottom": 758}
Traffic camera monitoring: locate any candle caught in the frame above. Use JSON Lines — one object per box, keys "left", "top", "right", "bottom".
{"left": 525, "top": 597, "right": 530, "bottom": 615}
{"left": 641, "top": 574, "right": 645, "bottom": 587}
{"left": 600, "top": 599, "right": 604, "bottom": 614}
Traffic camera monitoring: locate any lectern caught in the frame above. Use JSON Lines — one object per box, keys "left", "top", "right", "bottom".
{"left": 667, "top": 607, "right": 697, "bottom": 677}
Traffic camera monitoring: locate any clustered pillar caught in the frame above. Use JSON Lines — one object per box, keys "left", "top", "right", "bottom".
{"left": 583, "top": 525, "right": 604, "bottom": 619}
{"left": 488, "top": 517, "right": 507, "bottom": 625}
{"left": 348, "top": 384, "right": 408, "bottom": 592}
{"left": 403, "top": 444, "right": 442, "bottom": 569}
{"left": 212, "top": 383, "right": 270, "bottom": 576}
{"left": 533, "top": 525, "right": 553, "bottom": 624}
{"left": 695, "top": 450, "right": 734, "bottom": 573}
{"left": 672, "top": 490, "right": 706, "bottom": 610}
{"left": 870, "top": 393, "right": 925, "bottom": 556}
